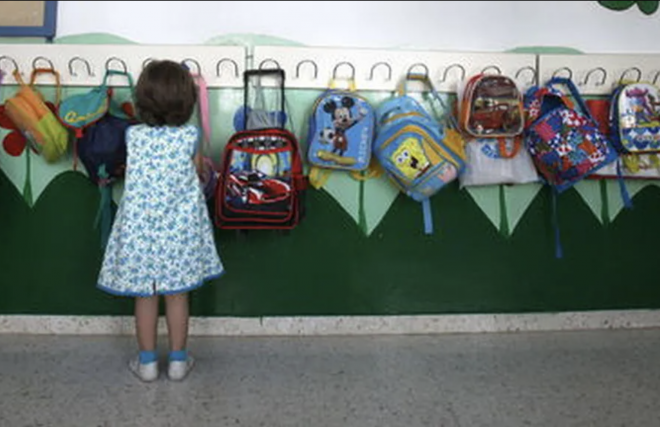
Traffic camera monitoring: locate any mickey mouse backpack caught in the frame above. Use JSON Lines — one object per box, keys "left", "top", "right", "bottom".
{"left": 306, "top": 77, "right": 376, "bottom": 189}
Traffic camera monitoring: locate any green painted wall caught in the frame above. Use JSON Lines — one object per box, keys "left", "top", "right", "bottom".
{"left": 2, "top": 168, "right": 660, "bottom": 316}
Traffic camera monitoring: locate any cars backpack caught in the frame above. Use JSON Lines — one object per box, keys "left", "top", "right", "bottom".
{"left": 524, "top": 76, "right": 618, "bottom": 258}
{"left": 215, "top": 69, "right": 307, "bottom": 230}
{"left": 373, "top": 73, "right": 466, "bottom": 235}
{"left": 306, "top": 78, "right": 376, "bottom": 189}
{"left": 459, "top": 73, "right": 525, "bottom": 158}
{"left": 458, "top": 72, "right": 538, "bottom": 187}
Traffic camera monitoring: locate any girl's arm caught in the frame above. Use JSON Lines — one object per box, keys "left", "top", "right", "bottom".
{"left": 194, "top": 149, "right": 203, "bottom": 177}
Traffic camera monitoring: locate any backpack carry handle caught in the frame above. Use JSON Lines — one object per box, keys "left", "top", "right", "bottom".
{"left": 546, "top": 76, "right": 593, "bottom": 122}
{"left": 102, "top": 69, "right": 135, "bottom": 89}
{"left": 25, "top": 68, "right": 62, "bottom": 105}
{"left": 242, "top": 68, "right": 286, "bottom": 131}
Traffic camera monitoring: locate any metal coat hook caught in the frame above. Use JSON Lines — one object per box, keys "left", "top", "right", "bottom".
{"left": 407, "top": 63, "right": 429, "bottom": 77}
{"left": 105, "top": 57, "right": 128, "bottom": 73}
{"left": 653, "top": 71, "right": 660, "bottom": 85}
{"left": 68, "top": 57, "right": 94, "bottom": 77}
{"left": 440, "top": 64, "right": 466, "bottom": 82}
{"left": 552, "top": 67, "right": 573, "bottom": 80}
{"left": 333, "top": 61, "right": 356, "bottom": 79}
{"left": 259, "top": 59, "right": 281, "bottom": 70}
{"left": 515, "top": 66, "right": 537, "bottom": 85}
{"left": 368, "top": 62, "right": 392, "bottom": 81}
{"left": 216, "top": 58, "right": 239, "bottom": 77}
{"left": 581, "top": 67, "right": 607, "bottom": 86}
{"left": 481, "top": 65, "right": 502, "bottom": 75}
{"left": 0, "top": 56, "right": 19, "bottom": 74}
{"left": 295, "top": 59, "right": 318, "bottom": 79}
{"left": 620, "top": 67, "right": 642, "bottom": 83}
{"left": 142, "top": 58, "right": 155, "bottom": 70}
{"left": 32, "top": 56, "right": 55, "bottom": 70}
{"left": 182, "top": 58, "right": 202, "bottom": 75}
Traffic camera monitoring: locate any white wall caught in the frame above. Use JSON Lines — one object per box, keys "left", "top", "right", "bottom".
{"left": 56, "top": 1, "right": 660, "bottom": 53}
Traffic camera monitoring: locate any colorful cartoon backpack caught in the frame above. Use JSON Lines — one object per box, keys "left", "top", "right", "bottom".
{"left": 524, "top": 76, "right": 618, "bottom": 257}
{"left": 458, "top": 73, "right": 537, "bottom": 187}
{"left": 374, "top": 73, "right": 466, "bottom": 235}
{"left": 215, "top": 69, "right": 307, "bottom": 230}
{"left": 459, "top": 73, "right": 525, "bottom": 147}
{"left": 306, "top": 78, "right": 376, "bottom": 189}
{"left": 607, "top": 81, "right": 660, "bottom": 203}
{"left": 4, "top": 68, "right": 69, "bottom": 164}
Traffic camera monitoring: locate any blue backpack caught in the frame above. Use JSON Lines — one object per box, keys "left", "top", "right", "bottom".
{"left": 60, "top": 69, "right": 137, "bottom": 248}
{"left": 306, "top": 83, "right": 376, "bottom": 189}
{"left": 373, "top": 73, "right": 466, "bottom": 235}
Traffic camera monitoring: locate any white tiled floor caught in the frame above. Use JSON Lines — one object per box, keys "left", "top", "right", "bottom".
{"left": 1, "top": 329, "right": 659, "bottom": 426}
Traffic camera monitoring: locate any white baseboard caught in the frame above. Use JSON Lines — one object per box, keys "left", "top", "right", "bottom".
{"left": 1, "top": 310, "right": 660, "bottom": 336}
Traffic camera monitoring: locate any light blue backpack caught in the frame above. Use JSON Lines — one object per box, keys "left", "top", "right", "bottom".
{"left": 306, "top": 81, "right": 376, "bottom": 189}
{"left": 374, "top": 73, "right": 466, "bottom": 235}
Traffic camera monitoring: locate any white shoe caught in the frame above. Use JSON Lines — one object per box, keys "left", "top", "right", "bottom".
{"left": 168, "top": 355, "right": 195, "bottom": 381}
{"left": 128, "top": 357, "right": 159, "bottom": 382}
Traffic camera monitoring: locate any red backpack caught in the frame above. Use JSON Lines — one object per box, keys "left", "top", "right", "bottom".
{"left": 215, "top": 69, "right": 307, "bottom": 230}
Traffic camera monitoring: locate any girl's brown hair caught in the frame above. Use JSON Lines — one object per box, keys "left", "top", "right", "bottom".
{"left": 135, "top": 60, "right": 197, "bottom": 127}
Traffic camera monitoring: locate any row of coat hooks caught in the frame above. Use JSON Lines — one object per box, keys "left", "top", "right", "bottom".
{"left": 0, "top": 55, "right": 241, "bottom": 78}
{"left": 3, "top": 43, "right": 660, "bottom": 95}
{"left": 551, "top": 66, "right": 660, "bottom": 86}
{"left": 0, "top": 54, "right": 535, "bottom": 84}
{"left": 255, "top": 57, "right": 538, "bottom": 86}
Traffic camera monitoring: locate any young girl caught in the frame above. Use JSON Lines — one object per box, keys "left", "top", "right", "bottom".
{"left": 97, "top": 59, "right": 224, "bottom": 382}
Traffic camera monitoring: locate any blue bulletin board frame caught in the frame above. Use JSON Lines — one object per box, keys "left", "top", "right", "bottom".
{"left": 0, "top": 1, "right": 58, "bottom": 40}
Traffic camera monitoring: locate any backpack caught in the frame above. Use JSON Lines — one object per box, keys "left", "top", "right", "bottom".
{"left": 373, "top": 73, "right": 466, "bottom": 235}
{"left": 59, "top": 69, "right": 135, "bottom": 167}
{"left": 4, "top": 68, "right": 69, "bottom": 164}
{"left": 58, "top": 69, "right": 137, "bottom": 248}
{"left": 524, "top": 77, "right": 618, "bottom": 193}
{"left": 459, "top": 73, "right": 525, "bottom": 143}
{"left": 215, "top": 69, "right": 307, "bottom": 230}
{"left": 458, "top": 73, "right": 537, "bottom": 187}
{"left": 306, "top": 79, "right": 376, "bottom": 188}
{"left": 524, "top": 76, "right": 619, "bottom": 257}
{"left": 608, "top": 81, "right": 660, "bottom": 204}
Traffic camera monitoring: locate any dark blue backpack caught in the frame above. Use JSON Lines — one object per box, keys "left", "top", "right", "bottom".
{"left": 77, "top": 111, "right": 135, "bottom": 248}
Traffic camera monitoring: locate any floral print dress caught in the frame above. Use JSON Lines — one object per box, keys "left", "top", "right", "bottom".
{"left": 97, "top": 124, "right": 224, "bottom": 297}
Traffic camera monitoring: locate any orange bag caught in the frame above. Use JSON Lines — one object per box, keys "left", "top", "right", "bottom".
{"left": 4, "top": 68, "right": 69, "bottom": 163}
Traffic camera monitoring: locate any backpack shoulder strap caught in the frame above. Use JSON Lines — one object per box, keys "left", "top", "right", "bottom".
{"left": 191, "top": 73, "right": 211, "bottom": 152}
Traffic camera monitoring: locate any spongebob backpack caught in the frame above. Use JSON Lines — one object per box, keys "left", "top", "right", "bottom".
{"left": 373, "top": 73, "right": 466, "bottom": 235}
